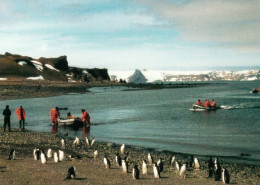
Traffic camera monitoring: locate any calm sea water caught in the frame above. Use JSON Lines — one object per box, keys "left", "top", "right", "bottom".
{"left": 1, "top": 81, "right": 260, "bottom": 165}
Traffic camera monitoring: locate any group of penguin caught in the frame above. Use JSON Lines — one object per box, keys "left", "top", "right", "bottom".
{"left": 7, "top": 137, "right": 230, "bottom": 183}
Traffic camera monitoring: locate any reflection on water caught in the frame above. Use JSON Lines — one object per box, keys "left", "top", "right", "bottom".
{"left": 82, "top": 125, "right": 91, "bottom": 138}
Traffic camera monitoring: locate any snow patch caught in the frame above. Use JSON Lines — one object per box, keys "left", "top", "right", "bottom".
{"left": 18, "top": 61, "right": 27, "bottom": 66}
{"left": 31, "top": 60, "right": 43, "bottom": 71}
{"left": 26, "top": 76, "right": 44, "bottom": 80}
{"left": 45, "top": 64, "right": 60, "bottom": 72}
{"left": 0, "top": 78, "right": 7, "bottom": 80}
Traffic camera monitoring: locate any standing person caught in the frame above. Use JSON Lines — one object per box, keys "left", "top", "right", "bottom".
{"left": 3, "top": 105, "right": 11, "bottom": 132}
{"left": 16, "top": 106, "right": 26, "bottom": 131}
{"left": 81, "top": 109, "right": 91, "bottom": 125}
{"left": 50, "top": 107, "right": 60, "bottom": 133}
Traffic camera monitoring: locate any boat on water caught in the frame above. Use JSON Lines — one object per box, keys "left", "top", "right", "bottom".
{"left": 250, "top": 87, "right": 260, "bottom": 93}
{"left": 51, "top": 118, "right": 83, "bottom": 127}
{"left": 190, "top": 104, "right": 221, "bottom": 112}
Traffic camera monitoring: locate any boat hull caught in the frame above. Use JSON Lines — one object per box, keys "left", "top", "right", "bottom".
{"left": 52, "top": 118, "right": 83, "bottom": 127}
{"left": 190, "top": 104, "right": 220, "bottom": 111}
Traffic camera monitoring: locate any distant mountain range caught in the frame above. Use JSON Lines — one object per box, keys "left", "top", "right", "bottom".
{"left": 109, "top": 69, "right": 260, "bottom": 83}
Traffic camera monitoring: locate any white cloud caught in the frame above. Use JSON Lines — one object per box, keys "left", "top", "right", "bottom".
{"left": 139, "top": 0, "right": 260, "bottom": 52}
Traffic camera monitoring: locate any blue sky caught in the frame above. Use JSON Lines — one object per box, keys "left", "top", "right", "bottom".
{"left": 0, "top": 0, "right": 259, "bottom": 71}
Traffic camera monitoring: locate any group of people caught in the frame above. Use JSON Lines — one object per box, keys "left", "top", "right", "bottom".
{"left": 2, "top": 105, "right": 90, "bottom": 133}
{"left": 2, "top": 105, "right": 26, "bottom": 132}
{"left": 196, "top": 99, "right": 216, "bottom": 107}
{"left": 50, "top": 107, "right": 91, "bottom": 126}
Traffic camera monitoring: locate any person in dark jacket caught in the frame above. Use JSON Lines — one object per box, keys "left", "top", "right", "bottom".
{"left": 3, "top": 105, "right": 11, "bottom": 132}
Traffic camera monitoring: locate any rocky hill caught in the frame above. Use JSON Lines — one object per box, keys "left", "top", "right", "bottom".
{"left": 0, "top": 52, "right": 110, "bottom": 82}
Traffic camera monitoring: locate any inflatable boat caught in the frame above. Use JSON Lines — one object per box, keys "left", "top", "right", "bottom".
{"left": 52, "top": 118, "right": 83, "bottom": 127}
{"left": 250, "top": 88, "right": 260, "bottom": 93}
{"left": 190, "top": 104, "right": 221, "bottom": 111}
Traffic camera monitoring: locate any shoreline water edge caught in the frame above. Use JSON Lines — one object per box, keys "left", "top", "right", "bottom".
{"left": 0, "top": 82, "right": 259, "bottom": 184}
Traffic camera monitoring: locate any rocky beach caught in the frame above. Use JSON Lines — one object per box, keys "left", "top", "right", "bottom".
{"left": 0, "top": 81, "right": 259, "bottom": 185}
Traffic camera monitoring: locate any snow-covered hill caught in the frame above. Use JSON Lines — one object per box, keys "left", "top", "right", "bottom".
{"left": 109, "top": 69, "right": 260, "bottom": 83}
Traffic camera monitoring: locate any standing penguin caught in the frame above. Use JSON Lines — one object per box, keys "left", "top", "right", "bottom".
{"left": 157, "top": 157, "right": 164, "bottom": 173}
{"left": 33, "top": 148, "right": 41, "bottom": 160}
{"left": 47, "top": 148, "right": 52, "bottom": 158}
{"left": 194, "top": 157, "right": 200, "bottom": 170}
{"left": 148, "top": 153, "right": 154, "bottom": 165}
{"left": 142, "top": 159, "right": 148, "bottom": 175}
{"left": 132, "top": 164, "right": 140, "bottom": 180}
{"left": 85, "top": 136, "right": 90, "bottom": 146}
{"left": 189, "top": 155, "right": 194, "bottom": 168}
{"left": 61, "top": 139, "right": 65, "bottom": 149}
{"left": 73, "top": 137, "right": 80, "bottom": 146}
{"left": 175, "top": 161, "right": 180, "bottom": 174}
{"left": 94, "top": 150, "right": 98, "bottom": 160}
{"left": 222, "top": 168, "right": 230, "bottom": 184}
{"left": 122, "top": 157, "right": 128, "bottom": 173}
{"left": 40, "top": 150, "right": 47, "bottom": 164}
{"left": 179, "top": 163, "right": 187, "bottom": 179}
{"left": 120, "top": 144, "right": 125, "bottom": 155}
{"left": 153, "top": 163, "right": 160, "bottom": 178}
{"left": 65, "top": 166, "right": 76, "bottom": 180}
{"left": 104, "top": 155, "right": 111, "bottom": 169}
{"left": 115, "top": 153, "right": 122, "bottom": 167}
{"left": 208, "top": 156, "right": 214, "bottom": 178}
{"left": 214, "top": 158, "right": 221, "bottom": 181}
{"left": 8, "top": 149, "right": 15, "bottom": 160}
{"left": 169, "top": 155, "right": 175, "bottom": 167}
{"left": 54, "top": 151, "right": 59, "bottom": 163}
{"left": 90, "top": 138, "right": 95, "bottom": 146}
{"left": 59, "top": 150, "right": 65, "bottom": 161}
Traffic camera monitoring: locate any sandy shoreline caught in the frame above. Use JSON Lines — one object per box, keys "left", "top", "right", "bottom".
{"left": 0, "top": 128, "right": 259, "bottom": 185}
{"left": 0, "top": 81, "right": 259, "bottom": 184}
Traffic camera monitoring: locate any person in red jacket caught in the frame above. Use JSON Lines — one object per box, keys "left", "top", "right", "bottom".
{"left": 196, "top": 99, "right": 204, "bottom": 106}
{"left": 204, "top": 99, "right": 211, "bottom": 107}
{"left": 16, "top": 106, "right": 26, "bottom": 131}
{"left": 211, "top": 100, "right": 216, "bottom": 107}
{"left": 50, "top": 107, "right": 60, "bottom": 125}
{"left": 81, "top": 109, "right": 91, "bottom": 125}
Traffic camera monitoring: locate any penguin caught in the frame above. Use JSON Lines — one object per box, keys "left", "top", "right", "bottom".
{"left": 8, "top": 149, "right": 15, "bottom": 160}
{"left": 189, "top": 155, "right": 194, "bottom": 168}
{"left": 65, "top": 166, "right": 76, "bottom": 180}
{"left": 115, "top": 153, "right": 122, "bottom": 167}
{"left": 54, "top": 152, "right": 59, "bottom": 163}
{"left": 85, "top": 136, "right": 90, "bottom": 146}
{"left": 153, "top": 163, "right": 160, "bottom": 178}
{"left": 59, "top": 150, "right": 65, "bottom": 161}
{"left": 169, "top": 155, "right": 175, "bottom": 166}
{"left": 47, "top": 148, "right": 52, "bottom": 158}
{"left": 33, "top": 148, "right": 41, "bottom": 160}
{"left": 73, "top": 137, "right": 80, "bottom": 146}
{"left": 61, "top": 139, "right": 65, "bottom": 149}
{"left": 214, "top": 157, "right": 220, "bottom": 173}
{"left": 40, "top": 150, "right": 47, "bottom": 164}
{"left": 194, "top": 157, "right": 200, "bottom": 170}
{"left": 208, "top": 156, "right": 214, "bottom": 178}
{"left": 132, "top": 164, "right": 140, "bottom": 180}
{"left": 142, "top": 159, "right": 148, "bottom": 175}
{"left": 222, "top": 168, "right": 230, "bottom": 184}
{"left": 68, "top": 153, "right": 81, "bottom": 160}
{"left": 215, "top": 167, "right": 221, "bottom": 181}
{"left": 94, "top": 150, "right": 98, "bottom": 160}
{"left": 179, "top": 163, "right": 187, "bottom": 179}
{"left": 175, "top": 161, "right": 180, "bottom": 174}
{"left": 91, "top": 138, "right": 95, "bottom": 146}
{"left": 148, "top": 153, "right": 154, "bottom": 165}
{"left": 104, "top": 155, "right": 111, "bottom": 169}
{"left": 122, "top": 157, "right": 128, "bottom": 173}
{"left": 157, "top": 157, "right": 164, "bottom": 172}
{"left": 120, "top": 144, "right": 125, "bottom": 155}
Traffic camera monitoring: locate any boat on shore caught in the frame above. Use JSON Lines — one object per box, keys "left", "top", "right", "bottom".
{"left": 51, "top": 118, "right": 83, "bottom": 127}
{"left": 190, "top": 104, "right": 221, "bottom": 111}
